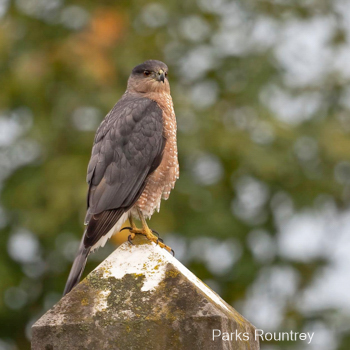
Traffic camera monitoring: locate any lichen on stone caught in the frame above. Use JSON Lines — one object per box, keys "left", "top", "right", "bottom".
{"left": 32, "top": 235, "right": 259, "bottom": 350}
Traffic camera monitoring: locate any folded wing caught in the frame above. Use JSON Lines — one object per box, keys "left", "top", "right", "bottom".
{"left": 83, "top": 96, "right": 165, "bottom": 248}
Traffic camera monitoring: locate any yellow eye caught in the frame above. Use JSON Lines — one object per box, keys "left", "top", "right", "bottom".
{"left": 143, "top": 70, "right": 151, "bottom": 76}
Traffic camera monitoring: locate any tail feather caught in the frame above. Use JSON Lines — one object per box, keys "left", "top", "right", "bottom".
{"left": 63, "top": 233, "right": 91, "bottom": 296}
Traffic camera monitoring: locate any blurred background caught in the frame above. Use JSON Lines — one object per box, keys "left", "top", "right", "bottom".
{"left": 1, "top": 0, "right": 350, "bottom": 349}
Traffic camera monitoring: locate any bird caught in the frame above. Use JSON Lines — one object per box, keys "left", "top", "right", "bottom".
{"left": 63, "top": 60, "right": 179, "bottom": 296}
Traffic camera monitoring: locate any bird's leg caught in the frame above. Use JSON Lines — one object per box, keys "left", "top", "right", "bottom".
{"left": 129, "top": 215, "right": 138, "bottom": 230}
{"left": 128, "top": 208, "right": 172, "bottom": 253}
{"left": 126, "top": 214, "right": 140, "bottom": 241}
{"left": 121, "top": 214, "right": 139, "bottom": 241}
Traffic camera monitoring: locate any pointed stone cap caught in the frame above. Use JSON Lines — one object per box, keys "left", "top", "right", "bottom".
{"left": 32, "top": 235, "right": 259, "bottom": 350}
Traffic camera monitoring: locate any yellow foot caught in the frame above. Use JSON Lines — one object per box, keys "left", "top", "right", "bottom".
{"left": 127, "top": 227, "right": 173, "bottom": 254}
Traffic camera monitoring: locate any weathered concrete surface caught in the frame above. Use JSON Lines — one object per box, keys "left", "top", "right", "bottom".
{"left": 32, "top": 235, "right": 260, "bottom": 350}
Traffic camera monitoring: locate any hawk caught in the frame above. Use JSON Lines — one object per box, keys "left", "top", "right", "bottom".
{"left": 63, "top": 60, "right": 179, "bottom": 295}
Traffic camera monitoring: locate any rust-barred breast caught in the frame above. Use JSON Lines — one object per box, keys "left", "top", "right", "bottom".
{"left": 133, "top": 92, "right": 179, "bottom": 219}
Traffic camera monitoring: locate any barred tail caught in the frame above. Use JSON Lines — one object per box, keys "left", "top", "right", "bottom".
{"left": 63, "top": 233, "right": 91, "bottom": 296}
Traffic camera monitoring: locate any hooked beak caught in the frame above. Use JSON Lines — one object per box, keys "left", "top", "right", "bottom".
{"left": 157, "top": 69, "right": 165, "bottom": 83}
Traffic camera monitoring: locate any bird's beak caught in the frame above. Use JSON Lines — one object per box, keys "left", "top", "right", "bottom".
{"left": 157, "top": 69, "right": 165, "bottom": 83}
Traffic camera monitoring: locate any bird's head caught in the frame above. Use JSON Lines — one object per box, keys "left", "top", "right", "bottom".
{"left": 127, "top": 60, "right": 170, "bottom": 94}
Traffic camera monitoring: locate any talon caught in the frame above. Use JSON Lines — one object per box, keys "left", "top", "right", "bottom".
{"left": 151, "top": 229, "right": 160, "bottom": 238}
{"left": 152, "top": 230, "right": 165, "bottom": 245}
{"left": 159, "top": 242, "right": 174, "bottom": 256}
{"left": 121, "top": 226, "right": 133, "bottom": 232}
{"left": 156, "top": 237, "right": 164, "bottom": 245}
{"left": 128, "top": 232, "right": 136, "bottom": 245}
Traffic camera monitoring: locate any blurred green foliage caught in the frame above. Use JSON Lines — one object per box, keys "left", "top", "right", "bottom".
{"left": 1, "top": 0, "right": 350, "bottom": 349}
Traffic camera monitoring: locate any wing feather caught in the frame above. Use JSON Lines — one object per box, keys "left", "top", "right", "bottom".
{"left": 83, "top": 96, "right": 165, "bottom": 247}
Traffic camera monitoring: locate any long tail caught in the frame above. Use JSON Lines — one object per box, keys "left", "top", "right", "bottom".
{"left": 63, "top": 232, "right": 91, "bottom": 296}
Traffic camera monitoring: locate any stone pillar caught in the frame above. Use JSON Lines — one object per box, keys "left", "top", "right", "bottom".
{"left": 32, "top": 235, "right": 259, "bottom": 350}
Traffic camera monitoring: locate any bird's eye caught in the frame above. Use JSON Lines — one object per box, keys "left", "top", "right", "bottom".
{"left": 143, "top": 70, "right": 151, "bottom": 76}
{"left": 165, "top": 72, "right": 168, "bottom": 77}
